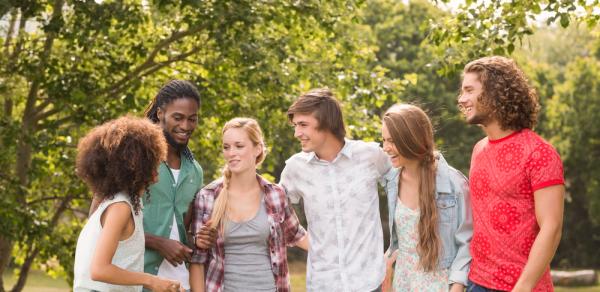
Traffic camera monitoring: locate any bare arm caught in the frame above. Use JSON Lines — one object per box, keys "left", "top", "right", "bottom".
{"left": 294, "top": 234, "right": 309, "bottom": 251}
{"left": 189, "top": 263, "right": 206, "bottom": 292}
{"left": 512, "top": 184, "right": 565, "bottom": 291}
{"left": 90, "top": 203, "right": 182, "bottom": 292}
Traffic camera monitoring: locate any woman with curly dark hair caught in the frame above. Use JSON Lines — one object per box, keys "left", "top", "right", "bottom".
{"left": 73, "top": 116, "right": 182, "bottom": 292}
{"left": 458, "top": 56, "right": 565, "bottom": 292}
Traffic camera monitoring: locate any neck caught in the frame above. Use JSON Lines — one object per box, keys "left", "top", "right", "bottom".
{"left": 315, "top": 137, "right": 344, "bottom": 162}
{"left": 401, "top": 159, "right": 420, "bottom": 179}
{"left": 481, "top": 120, "right": 515, "bottom": 141}
{"left": 165, "top": 146, "right": 181, "bottom": 169}
{"left": 229, "top": 169, "right": 259, "bottom": 193}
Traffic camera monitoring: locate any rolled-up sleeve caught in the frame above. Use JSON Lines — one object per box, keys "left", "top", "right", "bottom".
{"left": 282, "top": 192, "right": 307, "bottom": 246}
{"left": 449, "top": 175, "right": 473, "bottom": 286}
{"left": 190, "top": 189, "right": 209, "bottom": 265}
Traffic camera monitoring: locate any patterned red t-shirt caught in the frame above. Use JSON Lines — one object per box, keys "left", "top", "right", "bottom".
{"left": 468, "top": 129, "right": 564, "bottom": 291}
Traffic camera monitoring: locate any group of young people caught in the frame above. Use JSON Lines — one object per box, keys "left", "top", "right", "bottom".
{"left": 73, "top": 55, "right": 565, "bottom": 292}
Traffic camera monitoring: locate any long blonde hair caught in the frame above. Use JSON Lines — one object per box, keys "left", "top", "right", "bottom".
{"left": 209, "top": 117, "right": 266, "bottom": 231}
{"left": 383, "top": 104, "right": 440, "bottom": 271}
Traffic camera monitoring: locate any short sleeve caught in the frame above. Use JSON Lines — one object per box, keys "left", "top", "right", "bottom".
{"left": 526, "top": 142, "right": 564, "bottom": 192}
{"left": 369, "top": 142, "right": 392, "bottom": 178}
{"left": 279, "top": 164, "right": 301, "bottom": 204}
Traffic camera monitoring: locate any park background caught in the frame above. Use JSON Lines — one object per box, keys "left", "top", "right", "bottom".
{"left": 1, "top": 0, "right": 599, "bottom": 291}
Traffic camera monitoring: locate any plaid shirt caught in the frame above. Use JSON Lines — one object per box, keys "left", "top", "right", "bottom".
{"left": 190, "top": 174, "right": 306, "bottom": 292}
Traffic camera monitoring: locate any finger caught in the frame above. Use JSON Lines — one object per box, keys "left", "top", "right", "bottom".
{"left": 205, "top": 219, "right": 213, "bottom": 228}
{"left": 391, "top": 250, "right": 399, "bottom": 260}
{"left": 166, "top": 257, "right": 179, "bottom": 266}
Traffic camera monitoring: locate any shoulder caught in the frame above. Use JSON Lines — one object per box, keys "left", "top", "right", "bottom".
{"left": 285, "top": 152, "right": 309, "bottom": 165}
{"left": 199, "top": 178, "right": 224, "bottom": 195}
{"left": 347, "top": 139, "right": 384, "bottom": 161}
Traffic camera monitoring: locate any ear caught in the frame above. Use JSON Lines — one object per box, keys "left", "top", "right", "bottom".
{"left": 156, "top": 107, "right": 165, "bottom": 122}
{"left": 255, "top": 143, "right": 263, "bottom": 158}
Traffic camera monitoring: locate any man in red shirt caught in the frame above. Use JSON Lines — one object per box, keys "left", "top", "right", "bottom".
{"left": 458, "top": 56, "right": 565, "bottom": 292}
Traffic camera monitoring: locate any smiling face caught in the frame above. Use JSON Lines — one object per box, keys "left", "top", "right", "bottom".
{"left": 222, "top": 127, "right": 262, "bottom": 175}
{"left": 157, "top": 98, "right": 199, "bottom": 149}
{"left": 381, "top": 122, "right": 411, "bottom": 168}
{"left": 291, "top": 113, "right": 330, "bottom": 154}
{"left": 458, "top": 72, "right": 493, "bottom": 126}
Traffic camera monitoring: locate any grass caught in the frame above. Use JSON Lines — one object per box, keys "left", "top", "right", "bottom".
{"left": 3, "top": 270, "right": 69, "bottom": 292}
{"left": 3, "top": 265, "right": 599, "bottom": 292}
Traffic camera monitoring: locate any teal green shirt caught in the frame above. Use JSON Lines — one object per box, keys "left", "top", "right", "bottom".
{"left": 142, "top": 156, "right": 203, "bottom": 275}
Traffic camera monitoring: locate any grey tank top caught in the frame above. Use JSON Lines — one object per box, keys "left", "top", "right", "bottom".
{"left": 223, "top": 196, "right": 276, "bottom": 292}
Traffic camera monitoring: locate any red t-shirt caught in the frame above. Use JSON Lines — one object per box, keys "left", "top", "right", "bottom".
{"left": 468, "top": 129, "right": 564, "bottom": 291}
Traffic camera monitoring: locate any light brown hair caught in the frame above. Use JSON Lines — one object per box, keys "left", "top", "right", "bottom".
{"left": 383, "top": 104, "right": 440, "bottom": 271}
{"left": 287, "top": 88, "right": 346, "bottom": 142}
{"left": 76, "top": 116, "right": 167, "bottom": 214}
{"left": 210, "top": 117, "right": 266, "bottom": 231}
{"left": 463, "top": 56, "right": 540, "bottom": 130}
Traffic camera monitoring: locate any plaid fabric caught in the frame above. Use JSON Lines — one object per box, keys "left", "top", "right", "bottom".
{"left": 190, "top": 174, "right": 307, "bottom": 292}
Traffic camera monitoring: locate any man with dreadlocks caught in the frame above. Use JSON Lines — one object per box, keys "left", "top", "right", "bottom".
{"left": 140, "top": 79, "right": 216, "bottom": 291}
{"left": 89, "top": 80, "right": 212, "bottom": 290}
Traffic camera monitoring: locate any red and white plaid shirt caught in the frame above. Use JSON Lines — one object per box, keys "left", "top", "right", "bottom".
{"left": 190, "top": 174, "right": 306, "bottom": 292}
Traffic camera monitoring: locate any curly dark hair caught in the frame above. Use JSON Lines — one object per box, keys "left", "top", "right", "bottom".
{"left": 464, "top": 56, "right": 540, "bottom": 130}
{"left": 76, "top": 116, "right": 167, "bottom": 214}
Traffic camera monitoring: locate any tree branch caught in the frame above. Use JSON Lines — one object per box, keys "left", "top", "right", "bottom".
{"left": 100, "top": 24, "right": 205, "bottom": 98}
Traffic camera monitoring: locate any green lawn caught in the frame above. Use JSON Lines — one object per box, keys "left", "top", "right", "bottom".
{"left": 3, "top": 270, "right": 69, "bottom": 292}
{"left": 3, "top": 266, "right": 599, "bottom": 292}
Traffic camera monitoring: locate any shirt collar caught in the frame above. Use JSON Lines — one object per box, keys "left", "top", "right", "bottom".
{"left": 304, "top": 138, "right": 353, "bottom": 163}
{"left": 434, "top": 153, "right": 452, "bottom": 194}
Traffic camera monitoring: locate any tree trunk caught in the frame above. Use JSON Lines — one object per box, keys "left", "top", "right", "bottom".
{"left": 552, "top": 270, "right": 597, "bottom": 287}
{"left": 0, "top": 237, "right": 11, "bottom": 292}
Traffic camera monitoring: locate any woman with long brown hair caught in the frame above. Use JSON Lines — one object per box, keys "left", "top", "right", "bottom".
{"left": 381, "top": 104, "right": 472, "bottom": 292}
{"left": 188, "top": 117, "right": 308, "bottom": 292}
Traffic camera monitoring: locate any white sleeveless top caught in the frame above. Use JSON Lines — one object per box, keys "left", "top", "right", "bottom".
{"left": 73, "top": 192, "right": 145, "bottom": 292}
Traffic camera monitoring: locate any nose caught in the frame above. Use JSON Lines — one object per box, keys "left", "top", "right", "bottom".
{"left": 180, "top": 119, "right": 194, "bottom": 131}
{"left": 457, "top": 92, "right": 467, "bottom": 105}
{"left": 382, "top": 141, "right": 391, "bottom": 153}
{"left": 294, "top": 126, "right": 302, "bottom": 138}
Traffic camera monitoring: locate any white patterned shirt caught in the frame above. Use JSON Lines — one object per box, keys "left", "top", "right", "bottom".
{"left": 280, "top": 139, "right": 391, "bottom": 292}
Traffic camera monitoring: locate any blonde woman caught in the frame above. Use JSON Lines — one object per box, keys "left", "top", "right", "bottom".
{"left": 381, "top": 104, "right": 472, "bottom": 292}
{"left": 188, "top": 117, "right": 308, "bottom": 292}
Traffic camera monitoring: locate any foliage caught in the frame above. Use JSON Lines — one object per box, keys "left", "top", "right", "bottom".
{"left": 429, "top": 0, "right": 600, "bottom": 75}
{"left": 0, "top": 0, "right": 407, "bottom": 290}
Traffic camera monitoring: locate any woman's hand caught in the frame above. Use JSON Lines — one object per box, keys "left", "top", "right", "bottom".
{"left": 148, "top": 276, "right": 184, "bottom": 292}
{"left": 382, "top": 249, "right": 399, "bottom": 292}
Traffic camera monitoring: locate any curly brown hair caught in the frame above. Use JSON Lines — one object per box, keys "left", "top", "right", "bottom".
{"left": 464, "top": 56, "right": 540, "bottom": 130}
{"left": 76, "top": 116, "right": 167, "bottom": 214}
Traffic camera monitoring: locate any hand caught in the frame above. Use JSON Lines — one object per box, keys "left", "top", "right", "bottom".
{"left": 195, "top": 219, "right": 217, "bottom": 249}
{"left": 385, "top": 249, "right": 399, "bottom": 268}
{"left": 382, "top": 249, "right": 398, "bottom": 292}
{"left": 156, "top": 238, "right": 192, "bottom": 266}
{"left": 149, "top": 277, "right": 184, "bottom": 292}
{"left": 449, "top": 283, "right": 465, "bottom": 292}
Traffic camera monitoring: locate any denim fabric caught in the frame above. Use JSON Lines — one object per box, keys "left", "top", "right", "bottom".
{"left": 467, "top": 280, "right": 505, "bottom": 292}
{"left": 383, "top": 153, "right": 473, "bottom": 286}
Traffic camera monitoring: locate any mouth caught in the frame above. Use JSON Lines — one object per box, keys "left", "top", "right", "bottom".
{"left": 460, "top": 106, "right": 473, "bottom": 116}
{"left": 174, "top": 131, "right": 191, "bottom": 140}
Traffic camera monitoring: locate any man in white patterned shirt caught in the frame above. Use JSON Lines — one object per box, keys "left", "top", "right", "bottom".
{"left": 279, "top": 88, "right": 391, "bottom": 292}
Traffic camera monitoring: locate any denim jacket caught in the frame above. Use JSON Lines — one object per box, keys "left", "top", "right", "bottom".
{"left": 384, "top": 153, "right": 473, "bottom": 286}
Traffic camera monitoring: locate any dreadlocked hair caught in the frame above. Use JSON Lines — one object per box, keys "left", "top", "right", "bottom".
{"left": 144, "top": 79, "right": 201, "bottom": 123}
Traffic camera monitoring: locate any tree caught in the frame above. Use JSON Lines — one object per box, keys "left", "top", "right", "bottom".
{"left": 546, "top": 56, "right": 600, "bottom": 267}
{"left": 1, "top": 1, "right": 407, "bottom": 290}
